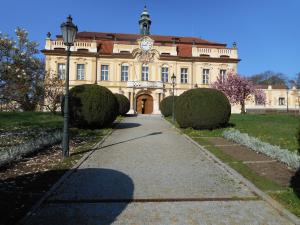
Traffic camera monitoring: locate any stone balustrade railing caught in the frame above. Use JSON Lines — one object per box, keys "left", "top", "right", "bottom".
{"left": 127, "top": 80, "right": 164, "bottom": 88}
{"left": 193, "top": 47, "right": 238, "bottom": 58}
{"left": 45, "top": 39, "right": 97, "bottom": 53}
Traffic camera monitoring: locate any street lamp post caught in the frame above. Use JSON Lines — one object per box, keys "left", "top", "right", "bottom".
{"left": 61, "top": 15, "right": 78, "bottom": 157}
{"left": 171, "top": 73, "right": 176, "bottom": 122}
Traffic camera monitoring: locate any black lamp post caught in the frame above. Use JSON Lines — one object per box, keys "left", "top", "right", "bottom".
{"left": 171, "top": 73, "right": 176, "bottom": 122}
{"left": 61, "top": 15, "right": 78, "bottom": 157}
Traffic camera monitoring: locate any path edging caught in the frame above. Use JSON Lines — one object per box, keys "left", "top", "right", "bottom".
{"left": 166, "top": 120, "right": 300, "bottom": 225}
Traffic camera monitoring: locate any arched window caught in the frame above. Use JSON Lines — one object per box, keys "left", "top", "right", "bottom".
{"left": 161, "top": 65, "right": 168, "bottom": 83}
{"left": 141, "top": 64, "right": 149, "bottom": 81}
{"left": 121, "top": 63, "right": 129, "bottom": 81}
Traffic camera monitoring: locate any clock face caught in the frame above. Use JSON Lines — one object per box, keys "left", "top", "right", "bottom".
{"left": 140, "top": 38, "right": 153, "bottom": 51}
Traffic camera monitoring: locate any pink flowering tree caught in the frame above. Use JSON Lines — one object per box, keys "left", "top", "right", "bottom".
{"left": 212, "top": 74, "right": 266, "bottom": 114}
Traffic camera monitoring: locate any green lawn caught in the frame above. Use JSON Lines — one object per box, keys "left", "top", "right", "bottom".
{"left": 181, "top": 114, "right": 300, "bottom": 153}
{"left": 0, "top": 112, "right": 63, "bottom": 130}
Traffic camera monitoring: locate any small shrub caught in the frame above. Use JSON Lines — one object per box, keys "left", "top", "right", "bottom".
{"left": 159, "top": 95, "right": 178, "bottom": 117}
{"left": 114, "top": 93, "right": 130, "bottom": 115}
{"left": 175, "top": 88, "right": 231, "bottom": 129}
{"left": 66, "top": 84, "right": 118, "bottom": 128}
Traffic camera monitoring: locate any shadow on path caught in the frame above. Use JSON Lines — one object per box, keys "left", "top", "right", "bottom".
{"left": 71, "top": 132, "right": 162, "bottom": 157}
{"left": 18, "top": 168, "right": 134, "bottom": 225}
{"left": 115, "top": 122, "right": 141, "bottom": 129}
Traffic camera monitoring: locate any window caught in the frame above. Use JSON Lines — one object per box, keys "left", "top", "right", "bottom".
{"left": 101, "top": 65, "right": 109, "bottom": 81}
{"left": 180, "top": 68, "right": 188, "bottom": 84}
{"left": 121, "top": 65, "right": 129, "bottom": 81}
{"left": 279, "top": 97, "right": 285, "bottom": 106}
{"left": 141, "top": 64, "right": 149, "bottom": 81}
{"left": 202, "top": 69, "right": 209, "bottom": 84}
{"left": 219, "top": 69, "right": 226, "bottom": 82}
{"left": 57, "top": 63, "right": 66, "bottom": 80}
{"left": 76, "top": 64, "right": 85, "bottom": 80}
{"left": 255, "top": 96, "right": 264, "bottom": 105}
{"left": 161, "top": 66, "right": 168, "bottom": 82}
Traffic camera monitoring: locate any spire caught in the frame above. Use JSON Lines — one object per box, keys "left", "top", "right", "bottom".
{"left": 139, "top": 5, "right": 151, "bottom": 35}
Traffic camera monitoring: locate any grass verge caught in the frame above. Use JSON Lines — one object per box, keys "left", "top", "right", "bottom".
{"left": 0, "top": 116, "right": 121, "bottom": 225}
{"left": 165, "top": 117, "right": 300, "bottom": 217}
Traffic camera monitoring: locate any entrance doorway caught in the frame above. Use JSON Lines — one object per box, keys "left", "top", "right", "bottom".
{"left": 136, "top": 94, "right": 153, "bottom": 114}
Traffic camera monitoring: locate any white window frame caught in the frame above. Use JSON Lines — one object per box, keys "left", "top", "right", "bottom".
{"left": 101, "top": 65, "right": 109, "bottom": 81}
{"left": 57, "top": 63, "right": 66, "bottom": 80}
{"left": 121, "top": 64, "right": 129, "bottom": 81}
{"left": 76, "top": 64, "right": 85, "bottom": 80}
{"left": 203, "top": 69, "right": 209, "bottom": 84}
{"left": 180, "top": 68, "right": 188, "bottom": 84}
{"left": 279, "top": 97, "right": 285, "bottom": 106}
{"left": 219, "top": 69, "right": 226, "bottom": 82}
{"left": 161, "top": 66, "right": 168, "bottom": 83}
{"left": 141, "top": 64, "right": 149, "bottom": 81}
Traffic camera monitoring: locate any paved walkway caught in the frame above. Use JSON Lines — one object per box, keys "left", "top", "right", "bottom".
{"left": 24, "top": 115, "right": 297, "bottom": 225}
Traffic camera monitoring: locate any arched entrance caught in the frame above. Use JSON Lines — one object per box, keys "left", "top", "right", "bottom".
{"left": 136, "top": 94, "right": 153, "bottom": 114}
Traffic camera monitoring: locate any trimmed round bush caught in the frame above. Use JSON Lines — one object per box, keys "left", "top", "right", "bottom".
{"left": 115, "top": 93, "right": 130, "bottom": 115}
{"left": 159, "top": 95, "right": 178, "bottom": 117}
{"left": 175, "top": 88, "right": 231, "bottom": 129}
{"left": 66, "top": 84, "right": 118, "bottom": 128}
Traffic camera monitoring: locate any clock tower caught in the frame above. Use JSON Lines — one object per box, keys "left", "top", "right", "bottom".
{"left": 139, "top": 5, "right": 151, "bottom": 35}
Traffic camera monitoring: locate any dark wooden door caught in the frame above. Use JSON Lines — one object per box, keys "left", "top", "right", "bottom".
{"left": 137, "top": 94, "right": 153, "bottom": 114}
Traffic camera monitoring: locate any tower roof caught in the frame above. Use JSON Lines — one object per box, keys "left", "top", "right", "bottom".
{"left": 141, "top": 5, "right": 150, "bottom": 16}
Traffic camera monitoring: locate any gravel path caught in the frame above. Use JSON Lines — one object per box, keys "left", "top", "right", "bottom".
{"left": 23, "top": 115, "right": 297, "bottom": 225}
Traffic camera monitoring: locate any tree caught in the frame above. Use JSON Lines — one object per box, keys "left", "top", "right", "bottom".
{"left": 212, "top": 74, "right": 266, "bottom": 114}
{"left": 0, "top": 28, "right": 44, "bottom": 111}
{"left": 248, "top": 70, "right": 287, "bottom": 87}
{"left": 290, "top": 72, "right": 300, "bottom": 89}
{"left": 43, "top": 71, "right": 64, "bottom": 113}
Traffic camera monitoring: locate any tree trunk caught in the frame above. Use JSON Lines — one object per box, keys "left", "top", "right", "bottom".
{"left": 240, "top": 101, "right": 246, "bottom": 114}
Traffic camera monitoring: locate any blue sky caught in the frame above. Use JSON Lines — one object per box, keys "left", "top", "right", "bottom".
{"left": 0, "top": 0, "right": 299, "bottom": 78}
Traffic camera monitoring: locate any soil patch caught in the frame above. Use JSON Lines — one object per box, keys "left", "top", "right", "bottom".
{"left": 205, "top": 137, "right": 296, "bottom": 187}
{"left": 219, "top": 145, "right": 274, "bottom": 162}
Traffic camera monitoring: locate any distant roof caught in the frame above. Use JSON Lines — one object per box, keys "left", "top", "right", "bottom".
{"left": 255, "top": 84, "right": 288, "bottom": 89}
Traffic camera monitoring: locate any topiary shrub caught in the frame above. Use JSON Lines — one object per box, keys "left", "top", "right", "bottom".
{"left": 64, "top": 84, "right": 118, "bottom": 128}
{"left": 114, "top": 93, "right": 130, "bottom": 115}
{"left": 159, "top": 95, "right": 178, "bottom": 117}
{"left": 175, "top": 88, "right": 231, "bottom": 129}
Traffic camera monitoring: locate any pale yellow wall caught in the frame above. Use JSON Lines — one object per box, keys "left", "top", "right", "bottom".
{"left": 44, "top": 38, "right": 241, "bottom": 114}
{"left": 245, "top": 86, "right": 300, "bottom": 112}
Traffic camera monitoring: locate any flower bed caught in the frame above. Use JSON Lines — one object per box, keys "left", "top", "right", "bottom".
{"left": 223, "top": 128, "right": 300, "bottom": 170}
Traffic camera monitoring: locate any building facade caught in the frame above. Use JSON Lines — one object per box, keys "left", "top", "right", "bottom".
{"left": 246, "top": 85, "right": 300, "bottom": 114}
{"left": 43, "top": 6, "right": 242, "bottom": 114}
{"left": 43, "top": 7, "right": 300, "bottom": 114}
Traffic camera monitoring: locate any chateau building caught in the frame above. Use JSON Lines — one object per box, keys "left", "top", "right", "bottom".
{"left": 43, "top": 6, "right": 240, "bottom": 114}
{"left": 42, "top": 6, "right": 299, "bottom": 114}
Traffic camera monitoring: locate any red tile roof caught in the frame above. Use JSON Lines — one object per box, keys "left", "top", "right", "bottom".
{"left": 54, "top": 32, "right": 228, "bottom": 57}
{"left": 74, "top": 32, "right": 226, "bottom": 46}
{"left": 177, "top": 44, "right": 192, "bottom": 57}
